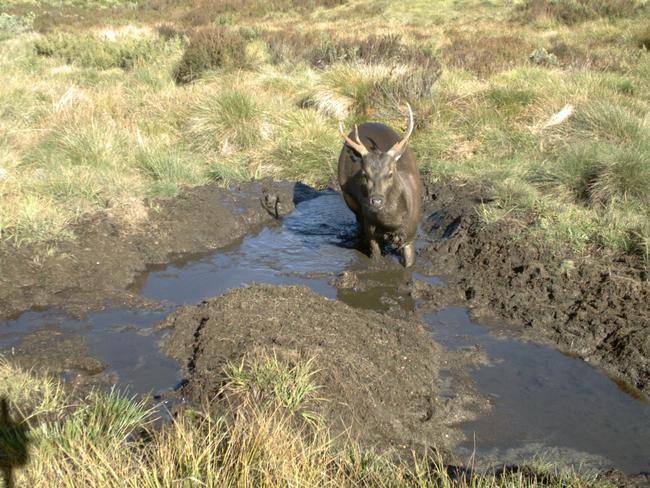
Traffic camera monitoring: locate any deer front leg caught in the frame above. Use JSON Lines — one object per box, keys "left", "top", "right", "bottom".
{"left": 369, "top": 238, "right": 381, "bottom": 259}
{"left": 364, "top": 224, "right": 381, "bottom": 259}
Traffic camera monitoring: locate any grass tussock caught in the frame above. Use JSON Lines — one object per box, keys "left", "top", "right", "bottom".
{"left": 0, "top": 358, "right": 614, "bottom": 487}
{"left": 186, "top": 87, "right": 268, "bottom": 153}
{"left": 266, "top": 109, "right": 340, "bottom": 187}
{"left": 135, "top": 142, "right": 209, "bottom": 197}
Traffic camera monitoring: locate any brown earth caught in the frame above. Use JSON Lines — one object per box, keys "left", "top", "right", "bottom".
{"left": 0, "top": 178, "right": 302, "bottom": 321}
{"left": 6, "top": 328, "right": 121, "bottom": 392}
{"left": 155, "top": 283, "right": 487, "bottom": 455}
{"left": 419, "top": 181, "right": 650, "bottom": 398}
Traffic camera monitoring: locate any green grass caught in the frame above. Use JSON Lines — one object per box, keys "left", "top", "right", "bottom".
{"left": 0, "top": 358, "right": 616, "bottom": 487}
{"left": 0, "top": 0, "right": 648, "bottom": 264}
{"left": 224, "top": 354, "right": 321, "bottom": 419}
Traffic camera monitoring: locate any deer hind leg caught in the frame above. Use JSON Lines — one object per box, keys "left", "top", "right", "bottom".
{"left": 400, "top": 243, "right": 415, "bottom": 267}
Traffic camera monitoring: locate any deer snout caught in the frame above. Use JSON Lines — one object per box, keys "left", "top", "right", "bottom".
{"left": 369, "top": 195, "right": 384, "bottom": 208}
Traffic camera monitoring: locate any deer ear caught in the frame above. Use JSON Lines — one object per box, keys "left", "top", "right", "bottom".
{"left": 348, "top": 145, "right": 363, "bottom": 163}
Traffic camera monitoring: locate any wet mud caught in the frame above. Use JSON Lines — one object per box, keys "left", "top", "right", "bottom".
{"left": 419, "top": 181, "right": 650, "bottom": 397}
{"left": 0, "top": 178, "right": 301, "bottom": 320}
{"left": 1, "top": 179, "right": 649, "bottom": 479}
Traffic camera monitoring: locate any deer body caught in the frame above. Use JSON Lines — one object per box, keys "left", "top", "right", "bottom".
{"left": 337, "top": 107, "right": 422, "bottom": 267}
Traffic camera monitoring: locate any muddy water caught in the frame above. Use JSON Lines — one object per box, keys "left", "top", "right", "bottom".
{"left": 2, "top": 191, "right": 650, "bottom": 474}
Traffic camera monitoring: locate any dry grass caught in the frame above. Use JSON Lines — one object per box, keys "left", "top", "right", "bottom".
{"left": 514, "top": 0, "right": 644, "bottom": 25}
{"left": 0, "top": 358, "right": 614, "bottom": 487}
{"left": 0, "top": 0, "right": 648, "bottom": 263}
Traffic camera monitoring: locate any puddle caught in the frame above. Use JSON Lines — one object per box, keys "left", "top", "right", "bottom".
{"left": 2, "top": 191, "right": 649, "bottom": 474}
{"left": 425, "top": 307, "right": 650, "bottom": 474}
{"left": 1, "top": 308, "right": 180, "bottom": 395}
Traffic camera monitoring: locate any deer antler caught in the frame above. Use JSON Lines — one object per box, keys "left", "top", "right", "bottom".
{"left": 387, "top": 103, "right": 414, "bottom": 157}
{"left": 339, "top": 121, "right": 369, "bottom": 156}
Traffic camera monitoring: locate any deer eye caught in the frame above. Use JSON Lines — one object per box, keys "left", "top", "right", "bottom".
{"left": 387, "top": 171, "right": 393, "bottom": 178}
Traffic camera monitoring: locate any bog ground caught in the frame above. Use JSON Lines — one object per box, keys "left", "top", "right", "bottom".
{"left": 1, "top": 0, "right": 649, "bottom": 486}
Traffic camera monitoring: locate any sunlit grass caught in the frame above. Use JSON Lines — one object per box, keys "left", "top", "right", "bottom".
{"left": 0, "top": 0, "right": 647, "bottom": 262}
{"left": 0, "top": 357, "right": 614, "bottom": 487}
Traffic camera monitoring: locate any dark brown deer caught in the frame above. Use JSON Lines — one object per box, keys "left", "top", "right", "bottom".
{"left": 337, "top": 104, "right": 423, "bottom": 267}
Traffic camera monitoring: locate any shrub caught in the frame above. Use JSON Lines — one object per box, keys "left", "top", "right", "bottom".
{"left": 514, "top": 0, "right": 643, "bottom": 25}
{"left": 156, "top": 23, "right": 185, "bottom": 41}
{"left": 172, "top": 27, "right": 249, "bottom": 83}
{"left": 528, "top": 47, "right": 559, "bottom": 66}
{"left": 178, "top": 0, "right": 346, "bottom": 25}
{"left": 34, "top": 32, "right": 157, "bottom": 70}
{"left": 442, "top": 32, "right": 532, "bottom": 77}
{"left": 636, "top": 27, "right": 650, "bottom": 50}
{"left": 0, "top": 12, "right": 34, "bottom": 37}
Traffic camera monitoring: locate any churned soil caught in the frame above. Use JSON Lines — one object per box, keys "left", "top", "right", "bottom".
{"left": 0, "top": 177, "right": 648, "bottom": 401}
{"left": 155, "top": 283, "right": 487, "bottom": 454}
{"left": 420, "top": 181, "right": 650, "bottom": 397}
{"left": 0, "top": 179, "right": 301, "bottom": 321}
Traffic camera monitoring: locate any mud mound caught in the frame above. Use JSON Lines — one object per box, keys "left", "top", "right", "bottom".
{"left": 421, "top": 182, "right": 650, "bottom": 397}
{"left": 156, "top": 284, "right": 485, "bottom": 453}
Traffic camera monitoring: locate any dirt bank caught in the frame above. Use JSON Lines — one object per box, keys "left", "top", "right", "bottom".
{"left": 0, "top": 179, "right": 306, "bottom": 321}
{"left": 420, "top": 181, "right": 650, "bottom": 397}
{"left": 155, "top": 283, "right": 487, "bottom": 454}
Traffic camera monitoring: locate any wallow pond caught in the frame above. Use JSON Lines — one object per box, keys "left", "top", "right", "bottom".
{"left": 2, "top": 190, "right": 649, "bottom": 475}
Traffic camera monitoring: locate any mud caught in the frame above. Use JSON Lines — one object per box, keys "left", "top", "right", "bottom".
{"left": 156, "top": 283, "right": 487, "bottom": 454}
{"left": 9, "top": 328, "right": 105, "bottom": 376}
{"left": 419, "top": 181, "right": 650, "bottom": 397}
{"left": 1, "top": 178, "right": 649, "bottom": 478}
{"left": 5, "top": 328, "right": 124, "bottom": 392}
{"left": 0, "top": 179, "right": 301, "bottom": 320}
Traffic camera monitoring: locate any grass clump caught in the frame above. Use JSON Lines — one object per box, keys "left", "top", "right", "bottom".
{"left": 266, "top": 109, "right": 339, "bottom": 187}
{"left": 541, "top": 141, "right": 650, "bottom": 207}
{"left": 135, "top": 142, "right": 209, "bottom": 197}
{"left": 34, "top": 32, "right": 158, "bottom": 70}
{"left": 224, "top": 354, "right": 321, "bottom": 419}
{"left": 186, "top": 87, "right": 267, "bottom": 153}
{"left": 172, "top": 27, "right": 249, "bottom": 83}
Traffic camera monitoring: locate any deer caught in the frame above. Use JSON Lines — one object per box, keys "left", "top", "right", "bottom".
{"left": 337, "top": 104, "right": 423, "bottom": 267}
